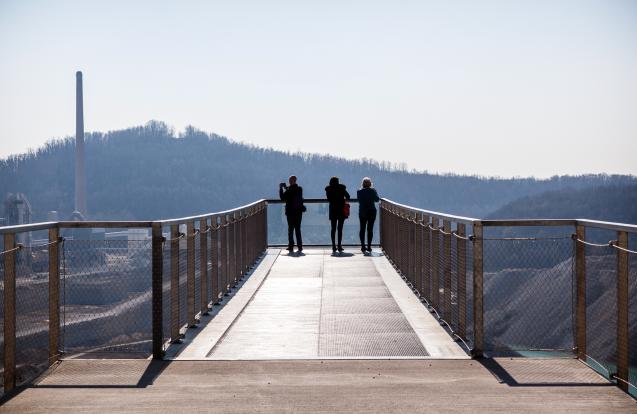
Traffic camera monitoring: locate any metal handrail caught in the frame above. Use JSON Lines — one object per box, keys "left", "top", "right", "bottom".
{"left": 266, "top": 198, "right": 359, "bottom": 204}
{"left": 381, "top": 198, "right": 478, "bottom": 225}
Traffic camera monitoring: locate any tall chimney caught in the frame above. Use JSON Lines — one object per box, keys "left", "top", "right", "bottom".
{"left": 74, "top": 71, "right": 87, "bottom": 217}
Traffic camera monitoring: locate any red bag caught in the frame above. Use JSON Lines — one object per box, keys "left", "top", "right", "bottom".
{"left": 343, "top": 202, "right": 350, "bottom": 219}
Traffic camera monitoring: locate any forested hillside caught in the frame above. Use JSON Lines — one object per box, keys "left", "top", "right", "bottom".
{"left": 1, "top": 121, "right": 635, "bottom": 221}
{"left": 486, "top": 185, "right": 637, "bottom": 223}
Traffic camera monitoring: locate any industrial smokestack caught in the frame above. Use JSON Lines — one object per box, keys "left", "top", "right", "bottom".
{"left": 74, "top": 71, "right": 87, "bottom": 218}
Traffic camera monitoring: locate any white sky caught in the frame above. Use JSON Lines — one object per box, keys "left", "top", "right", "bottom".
{"left": 1, "top": 0, "right": 636, "bottom": 177}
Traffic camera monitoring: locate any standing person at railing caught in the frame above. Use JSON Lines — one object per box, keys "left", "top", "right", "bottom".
{"left": 325, "top": 176, "right": 351, "bottom": 253}
{"left": 357, "top": 177, "right": 380, "bottom": 253}
{"left": 279, "top": 175, "right": 306, "bottom": 253}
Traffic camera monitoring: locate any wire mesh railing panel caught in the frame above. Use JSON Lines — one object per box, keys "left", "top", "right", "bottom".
{"left": 61, "top": 238, "right": 152, "bottom": 357}
{"left": 14, "top": 243, "right": 49, "bottom": 387}
{"left": 267, "top": 202, "right": 379, "bottom": 246}
{"left": 483, "top": 232, "right": 574, "bottom": 355}
{"left": 583, "top": 227, "right": 618, "bottom": 379}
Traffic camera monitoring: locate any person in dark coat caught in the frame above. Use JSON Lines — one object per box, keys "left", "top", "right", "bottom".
{"left": 325, "top": 176, "right": 350, "bottom": 253}
{"left": 356, "top": 177, "right": 380, "bottom": 253}
{"left": 279, "top": 175, "right": 305, "bottom": 252}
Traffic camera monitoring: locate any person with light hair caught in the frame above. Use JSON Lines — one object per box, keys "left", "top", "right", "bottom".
{"left": 356, "top": 177, "right": 380, "bottom": 253}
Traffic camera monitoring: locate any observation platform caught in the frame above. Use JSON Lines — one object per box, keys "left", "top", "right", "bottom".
{"left": 1, "top": 198, "right": 636, "bottom": 412}
{"left": 2, "top": 248, "right": 635, "bottom": 412}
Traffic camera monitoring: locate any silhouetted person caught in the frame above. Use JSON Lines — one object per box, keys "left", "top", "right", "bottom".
{"left": 325, "top": 176, "right": 350, "bottom": 253}
{"left": 357, "top": 177, "right": 380, "bottom": 253}
{"left": 279, "top": 175, "right": 305, "bottom": 253}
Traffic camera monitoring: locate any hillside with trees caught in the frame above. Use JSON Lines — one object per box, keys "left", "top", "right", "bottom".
{"left": 1, "top": 121, "right": 635, "bottom": 222}
{"left": 486, "top": 184, "right": 637, "bottom": 224}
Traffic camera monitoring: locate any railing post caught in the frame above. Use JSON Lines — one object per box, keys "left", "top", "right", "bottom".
{"left": 220, "top": 215, "right": 229, "bottom": 295}
{"left": 170, "top": 224, "right": 180, "bottom": 342}
{"left": 408, "top": 211, "right": 415, "bottom": 285}
{"left": 186, "top": 221, "right": 196, "bottom": 327}
{"left": 48, "top": 227, "right": 60, "bottom": 364}
{"left": 228, "top": 213, "right": 235, "bottom": 287}
{"left": 472, "top": 221, "right": 484, "bottom": 358}
{"left": 575, "top": 224, "right": 586, "bottom": 359}
{"left": 616, "top": 231, "right": 629, "bottom": 392}
{"left": 443, "top": 220, "right": 452, "bottom": 321}
{"left": 199, "top": 218, "right": 209, "bottom": 316}
{"left": 457, "top": 223, "right": 467, "bottom": 339}
{"left": 263, "top": 202, "right": 268, "bottom": 251}
{"left": 431, "top": 218, "right": 440, "bottom": 309}
{"left": 151, "top": 223, "right": 164, "bottom": 358}
{"left": 415, "top": 212, "right": 423, "bottom": 294}
{"left": 4, "top": 233, "right": 16, "bottom": 392}
{"left": 423, "top": 214, "right": 431, "bottom": 301}
{"left": 240, "top": 210, "right": 246, "bottom": 276}
{"left": 210, "top": 215, "right": 219, "bottom": 304}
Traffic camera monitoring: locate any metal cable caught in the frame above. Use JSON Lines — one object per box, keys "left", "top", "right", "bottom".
{"left": 611, "top": 375, "right": 637, "bottom": 390}
{"left": 451, "top": 231, "right": 470, "bottom": 240}
{"left": 165, "top": 232, "right": 185, "bottom": 242}
{"left": 438, "top": 228, "right": 452, "bottom": 236}
{"left": 0, "top": 243, "right": 24, "bottom": 255}
{"left": 482, "top": 236, "right": 572, "bottom": 241}
{"left": 30, "top": 238, "right": 63, "bottom": 248}
{"left": 610, "top": 243, "right": 637, "bottom": 255}
{"left": 572, "top": 236, "right": 615, "bottom": 248}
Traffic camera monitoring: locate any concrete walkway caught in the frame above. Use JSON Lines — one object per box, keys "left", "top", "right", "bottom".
{"left": 170, "top": 248, "right": 466, "bottom": 360}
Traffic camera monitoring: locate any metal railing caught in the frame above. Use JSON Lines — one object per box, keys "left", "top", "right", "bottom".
{"left": 0, "top": 200, "right": 267, "bottom": 394}
{"left": 1, "top": 196, "right": 635, "bottom": 398}
{"left": 380, "top": 198, "right": 637, "bottom": 396}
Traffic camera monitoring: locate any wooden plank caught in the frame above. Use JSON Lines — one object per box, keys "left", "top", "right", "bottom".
{"left": 3, "top": 233, "right": 16, "bottom": 392}
{"left": 472, "top": 222, "right": 484, "bottom": 358}
{"left": 575, "top": 224, "right": 586, "bottom": 359}
{"left": 48, "top": 227, "right": 60, "bottom": 364}
{"left": 615, "top": 231, "right": 629, "bottom": 392}
{"left": 151, "top": 223, "right": 164, "bottom": 358}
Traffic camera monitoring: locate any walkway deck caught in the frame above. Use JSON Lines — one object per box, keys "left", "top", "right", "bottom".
{"left": 170, "top": 248, "right": 466, "bottom": 360}
{"left": 3, "top": 358, "right": 635, "bottom": 413}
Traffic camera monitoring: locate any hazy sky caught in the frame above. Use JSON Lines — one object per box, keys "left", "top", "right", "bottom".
{"left": 1, "top": 0, "right": 635, "bottom": 177}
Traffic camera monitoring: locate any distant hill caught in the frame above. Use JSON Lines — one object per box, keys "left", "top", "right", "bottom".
{"left": 1, "top": 121, "right": 635, "bottom": 222}
{"left": 486, "top": 184, "right": 637, "bottom": 224}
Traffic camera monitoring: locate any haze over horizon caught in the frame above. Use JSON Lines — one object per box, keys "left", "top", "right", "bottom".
{"left": 1, "top": 0, "right": 636, "bottom": 178}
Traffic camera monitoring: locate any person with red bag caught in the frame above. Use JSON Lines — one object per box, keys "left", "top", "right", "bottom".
{"left": 325, "top": 176, "right": 350, "bottom": 253}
